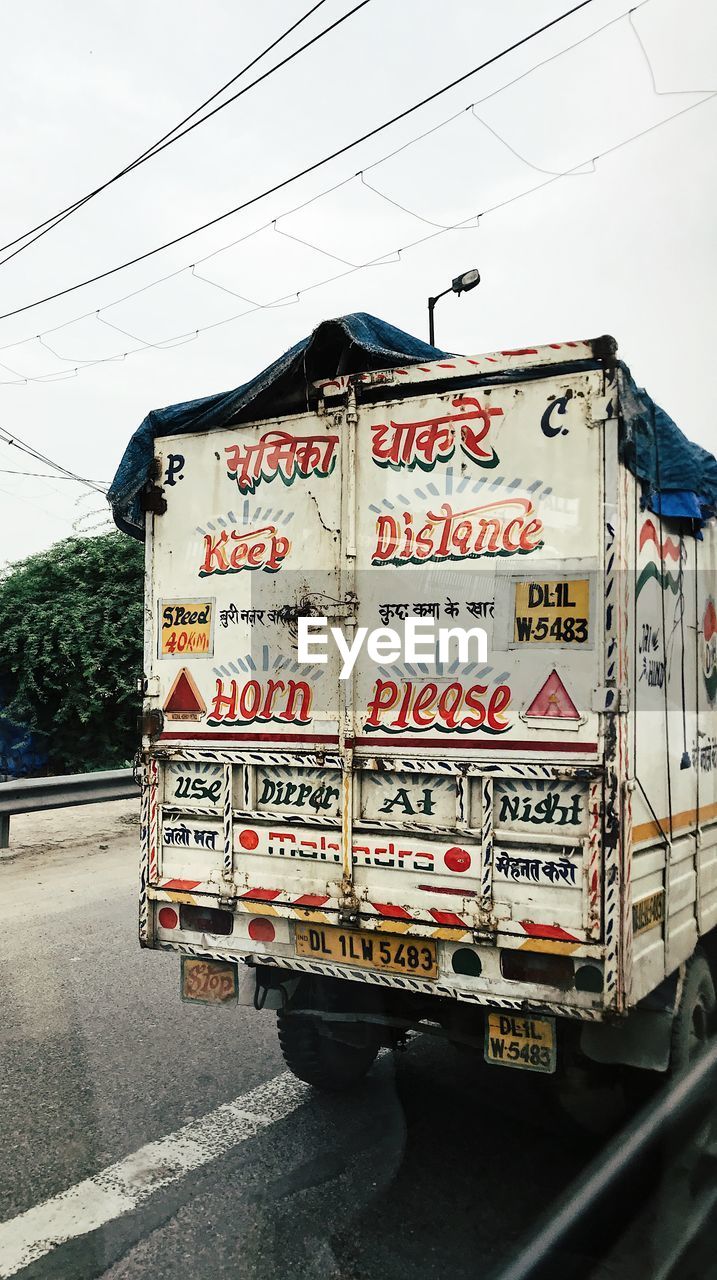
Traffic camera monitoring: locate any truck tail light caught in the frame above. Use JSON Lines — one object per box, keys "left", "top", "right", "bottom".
{"left": 179, "top": 904, "right": 233, "bottom": 935}
{"left": 158, "top": 906, "right": 178, "bottom": 929}
{"left": 500, "top": 949, "right": 574, "bottom": 990}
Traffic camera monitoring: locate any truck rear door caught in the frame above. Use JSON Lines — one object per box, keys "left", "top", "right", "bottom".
{"left": 147, "top": 353, "right": 607, "bottom": 951}
{"left": 149, "top": 409, "right": 351, "bottom": 914}
{"left": 346, "top": 363, "right": 605, "bottom": 946}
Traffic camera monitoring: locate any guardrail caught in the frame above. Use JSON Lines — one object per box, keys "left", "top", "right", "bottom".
{"left": 0, "top": 768, "right": 138, "bottom": 849}
{"left": 491, "top": 1037, "right": 717, "bottom": 1280}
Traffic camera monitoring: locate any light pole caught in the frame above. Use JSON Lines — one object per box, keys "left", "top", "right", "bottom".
{"left": 428, "top": 267, "right": 480, "bottom": 347}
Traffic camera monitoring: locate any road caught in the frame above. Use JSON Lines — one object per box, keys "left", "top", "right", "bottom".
{"left": 0, "top": 801, "right": 694, "bottom": 1279}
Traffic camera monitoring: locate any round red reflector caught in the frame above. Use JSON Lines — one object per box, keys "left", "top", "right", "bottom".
{"left": 444, "top": 846, "right": 471, "bottom": 873}
{"left": 158, "top": 906, "right": 178, "bottom": 929}
{"left": 239, "top": 829, "right": 259, "bottom": 851}
{"left": 248, "top": 917, "right": 276, "bottom": 943}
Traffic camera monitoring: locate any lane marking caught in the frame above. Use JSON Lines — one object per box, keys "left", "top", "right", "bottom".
{"left": 0, "top": 1072, "right": 310, "bottom": 1278}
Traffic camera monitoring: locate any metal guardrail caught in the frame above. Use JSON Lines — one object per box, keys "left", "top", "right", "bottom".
{"left": 492, "top": 1037, "right": 717, "bottom": 1280}
{"left": 0, "top": 768, "right": 138, "bottom": 849}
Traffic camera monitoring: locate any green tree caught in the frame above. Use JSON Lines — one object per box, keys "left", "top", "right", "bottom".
{"left": 0, "top": 532, "right": 144, "bottom": 772}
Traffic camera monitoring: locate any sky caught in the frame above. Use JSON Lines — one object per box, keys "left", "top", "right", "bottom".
{"left": 0, "top": 0, "right": 715, "bottom": 565}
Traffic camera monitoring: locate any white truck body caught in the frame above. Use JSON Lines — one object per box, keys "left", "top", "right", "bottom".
{"left": 137, "top": 335, "right": 717, "bottom": 1069}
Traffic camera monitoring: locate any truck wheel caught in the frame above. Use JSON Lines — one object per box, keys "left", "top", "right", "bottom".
{"left": 670, "top": 952, "right": 716, "bottom": 1075}
{"left": 277, "top": 1010, "right": 379, "bottom": 1092}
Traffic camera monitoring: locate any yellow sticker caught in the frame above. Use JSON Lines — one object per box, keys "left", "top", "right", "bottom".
{"left": 632, "top": 889, "right": 665, "bottom": 936}
{"left": 513, "top": 578, "right": 590, "bottom": 644}
{"left": 160, "top": 600, "right": 214, "bottom": 657}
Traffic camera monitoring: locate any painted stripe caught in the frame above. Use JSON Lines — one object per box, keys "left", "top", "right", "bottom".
{"left": 633, "top": 801, "right": 717, "bottom": 844}
{"left": 417, "top": 883, "right": 476, "bottom": 897}
{"left": 0, "top": 1073, "right": 309, "bottom": 1279}
{"left": 355, "top": 737, "right": 598, "bottom": 753}
{"left": 429, "top": 909, "right": 468, "bottom": 928}
{"left": 160, "top": 731, "right": 340, "bottom": 744}
{"left": 519, "top": 921, "right": 580, "bottom": 942}
{"left": 635, "top": 561, "right": 681, "bottom": 599}
{"left": 160, "top": 878, "right": 201, "bottom": 891}
{"left": 518, "top": 939, "right": 581, "bottom": 955}
{"left": 369, "top": 902, "right": 412, "bottom": 921}
{"left": 160, "top": 732, "right": 598, "bottom": 753}
{"left": 639, "top": 519, "right": 681, "bottom": 561}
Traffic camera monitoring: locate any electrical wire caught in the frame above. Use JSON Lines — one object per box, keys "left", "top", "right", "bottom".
{"left": 0, "top": 0, "right": 600, "bottom": 323}
{"left": 0, "top": 0, "right": 352, "bottom": 265}
{"left": 0, "top": 82, "right": 713, "bottom": 389}
{"left": 0, "top": 468, "right": 107, "bottom": 480}
{"left": 0, "top": 0, "right": 653, "bottom": 359}
{"left": 628, "top": 7, "right": 716, "bottom": 94}
{"left": 0, "top": 425, "right": 107, "bottom": 494}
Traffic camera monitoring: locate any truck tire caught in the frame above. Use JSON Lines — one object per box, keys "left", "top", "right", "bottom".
{"left": 277, "top": 1010, "right": 379, "bottom": 1091}
{"left": 669, "top": 952, "right": 716, "bottom": 1075}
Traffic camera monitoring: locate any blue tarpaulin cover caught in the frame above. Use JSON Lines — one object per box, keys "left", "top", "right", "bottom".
{"left": 617, "top": 364, "right": 717, "bottom": 530}
{"left": 108, "top": 312, "right": 717, "bottom": 539}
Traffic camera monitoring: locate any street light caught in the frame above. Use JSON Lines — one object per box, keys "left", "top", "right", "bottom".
{"left": 428, "top": 267, "right": 480, "bottom": 347}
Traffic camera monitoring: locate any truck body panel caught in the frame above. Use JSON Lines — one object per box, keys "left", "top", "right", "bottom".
{"left": 133, "top": 335, "right": 717, "bottom": 1031}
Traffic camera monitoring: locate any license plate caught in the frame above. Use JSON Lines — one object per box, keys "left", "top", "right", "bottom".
{"left": 181, "top": 956, "right": 238, "bottom": 1004}
{"left": 295, "top": 923, "right": 438, "bottom": 979}
{"left": 484, "top": 1012, "right": 556, "bottom": 1073}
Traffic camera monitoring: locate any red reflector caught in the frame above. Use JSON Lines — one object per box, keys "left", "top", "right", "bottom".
{"left": 239, "top": 829, "right": 259, "bottom": 851}
{"left": 158, "top": 906, "right": 178, "bottom": 929}
{"left": 444, "top": 846, "right": 471, "bottom": 873}
{"left": 524, "top": 670, "right": 580, "bottom": 720}
{"left": 248, "top": 917, "right": 275, "bottom": 942}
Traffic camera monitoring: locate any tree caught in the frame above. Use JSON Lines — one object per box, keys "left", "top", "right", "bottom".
{"left": 0, "top": 532, "right": 144, "bottom": 772}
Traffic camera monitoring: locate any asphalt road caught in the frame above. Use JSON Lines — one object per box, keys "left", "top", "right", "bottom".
{"left": 0, "top": 801, "right": 704, "bottom": 1280}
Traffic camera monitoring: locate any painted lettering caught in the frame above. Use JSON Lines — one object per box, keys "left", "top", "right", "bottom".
{"left": 363, "top": 679, "right": 512, "bottom": 735}
{"left": 372, "top": 499, "right": 543, "bottom": 567}
{"left": 207, "top": 677, "right": 313, "bottom": 726}
{"left": 199, "top": 526, "right": 290, "bottom": 576}
{"left": 225, "top": 431, "right": 338, "bottom": 495}
{"left": 371, "top": 396, "right": 502, "bottom": 472}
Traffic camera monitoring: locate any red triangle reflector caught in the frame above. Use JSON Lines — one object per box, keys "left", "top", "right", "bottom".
{"left": 524, "top": 670, "right": 580, "bottom": 720}
{"left": 163, "top": 667, "right": 206, "bottom": 719}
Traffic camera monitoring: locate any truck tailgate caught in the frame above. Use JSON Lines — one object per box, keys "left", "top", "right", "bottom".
{"left": 146, "top": 359, "right": 606, "bottom": 948}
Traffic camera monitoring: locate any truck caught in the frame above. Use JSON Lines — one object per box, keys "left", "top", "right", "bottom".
{"left": 110, "top": 312, "right": 717, "bottom": 1098}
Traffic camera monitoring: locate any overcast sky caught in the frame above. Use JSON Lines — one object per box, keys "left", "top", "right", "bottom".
{"left": 0, "top": 0, "right": 715, "bottom": 565}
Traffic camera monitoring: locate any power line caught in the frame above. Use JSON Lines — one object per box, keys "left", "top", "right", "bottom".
{"left": 0, "top": 426, "right": 107, "bottom": 494}
{"left": 0, "top": 0, "right": 599, "bottom": 323}
{"left": 0, "top": 2, "right": 647, "bottom": 361}
{"left": 2, "top": 87, "right": 713, "bottom": 385}
{"left": 628, "top": 7, "right": 716, "bottom": 95}
{"left": 2, "top": 83, "right": 712, "bottom": 391}
{"left": 0, "top": 468, "right": 108, "bottom": 481}
{"left": 0, "top": 0, "right": 351, "bottom": 266}
{"left": 0, "top": 0, "right": 708, "bottom": 382}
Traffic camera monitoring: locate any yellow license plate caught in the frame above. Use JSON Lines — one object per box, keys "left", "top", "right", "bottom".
{"left": 295, "top": 923, "right": 438, "bottom": 979}
{"left": 181, "top": 956, "right": 238, "bottom": 1004}
{"left": 484, "top": 1012, "right": 556, "bottom": 1073}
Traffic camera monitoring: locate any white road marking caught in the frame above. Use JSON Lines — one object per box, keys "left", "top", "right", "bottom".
{"left": 0, "top": 1072, "right": 310, "bottom": 1278}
